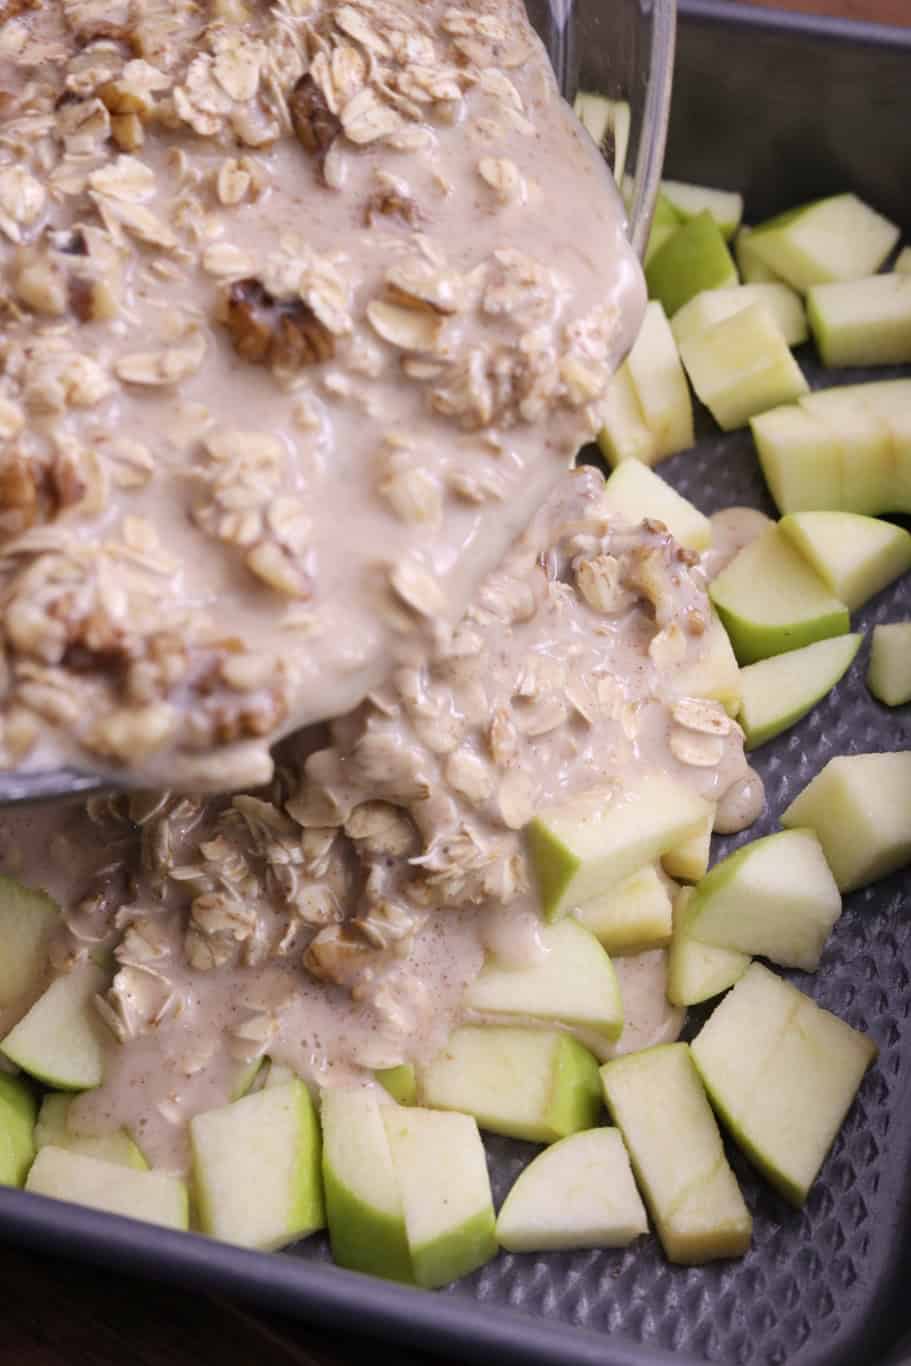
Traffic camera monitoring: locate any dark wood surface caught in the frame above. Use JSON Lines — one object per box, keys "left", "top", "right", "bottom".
{"left": 11, "top": 1, "right": 908, "bottom": 1363}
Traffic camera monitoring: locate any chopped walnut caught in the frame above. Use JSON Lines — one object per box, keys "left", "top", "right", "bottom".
{"left": 289, "top": 73, "right": 341, "bottom": 155}
{"left": 223, "top": 277, "right": 336, "bottom": 370}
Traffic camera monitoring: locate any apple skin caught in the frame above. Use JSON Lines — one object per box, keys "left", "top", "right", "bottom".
{"left": 666, "top": 888, "right": 750, "bottom": 1009}
{"left": 375, "top": 1064, "right": 416, "bottom": 1106}
{"left": 747, "top": 193, "right": 899, "bottom": 291}
{"left": 645, "top": 211, "right": 738, "bottom": 318}
{"left": 868, "top": 623, "right": 911, "bottom": 707}
{"left": 34, "top": 1093, "right": 146, "bottom": 1171}
{"left": 26, "top": 1146, "right": 189, "bottom": 1230}
{"left": 737, "top": 633, "right": 862, "bottom": 750}
{"left": 779, "top": 511, "right": 911, "bottom": 612}
{"left": 0, "top": 1072, "right": 36, "bottom": 1186}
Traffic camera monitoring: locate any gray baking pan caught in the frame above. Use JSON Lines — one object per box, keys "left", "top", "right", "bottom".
{"left": 0, "top": 5, "right": 909, "bottom": 1365}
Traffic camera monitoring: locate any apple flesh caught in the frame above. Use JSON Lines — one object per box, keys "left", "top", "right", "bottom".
{"left": 666, "top": 888, "right": 750, "bottom": 1009}
{"left": 645, "top": 211, "right": 739, "bottom": 319}
{"left": 496, "top": 1127, "right": 648, "bottom": 1253}
{"left": 601, "top": 459, "right": 712, "bottom": 551}
{"left": 746, "top": 193, "right": 899, "bottom": 292}
{"left": 670, "top": 608, "right": 743, "bottom": 716}
{"left": 0, "top": 1072, "right": 36, "bottom": 1187}
{"left": 680, "top": 827, "right": 841, "bottom": 972}
{"left": 737, "top": 633, "right": 862, "bottom": 750}
{"left": 896, "top": 247, "right": 911, "bottom": 275}
{"left": 598, "top": 365, "right": 657, "bottom": 467}
{"left": 867, "top": 622, "right": 911, "bottom": 706}
{"left": 781, "top": 751, "right": 911, "bottom": 892}
{"left": 709, "top": 524, "right": 849, "bottom": 665}
{"left": 622, "top": 301, "right": 695, "bottom": 462}
{"left": 26, "top": 1146, "right": 189, "bottom": 1230}
{"left": 527, "top": 773, "right": 713, "bottom": 920}
{"left": 321, "top": 1087, "right": 413, "bottom": 1283}
{"left": 691, "top": 962, "right": 877, "bottom": 1206}
{"left": 779, "top": 511, "right": 911, "bottom": 611}
{"left": 0, "top": 876, "right": 58, "bottom": 1010}
{"left": 678, "top": 302, "right": 809, "bottom": 432}
{"left": 671, "top": 282, "right": 807, "bottom": 350}
{"left": 660, "top": 180, "right": 743, "bottom": 241}
{"left": 418, "top": 1026, "right": 602, "bottom": 1144}
{"left": 601, "top": 1043, "right": 751, "bottom": 1264}
{"left": 807, "top": 273, "right": 911, "bottom": 366}
{"left": 1, "top": 964, "right": 107, "bottom": 1090}
{"left": 35, "top": 1093, "right": 146, "bottom": 1170}
{"left": 662, "top": 804, "right": 714, "bottom": 883}
{"left": 574, "top": 864, "right": 673, "bottom": 955}
{"left": 573, "top": 93, "right": 630, "bottom": 183}
{"left": 190, "top": 1080, "right": 324, "bottom": 1251}
{"left": 382, "top": 1106, "right": 497, "bottom": 1289}
{"left": 645, "top": 195, "right": 684, "bottom": 265}
{"left": 465, "top": 918, "right": 623, "bottom": 1040}
{"left": 375, "top": 1064, "right": 416, "bottom": 1106}
{"left": 735, "top": 226, "right": 783, "bottom": 285}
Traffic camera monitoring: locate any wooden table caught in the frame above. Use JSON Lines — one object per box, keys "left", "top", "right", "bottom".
{"left": 10, "top": 0, "right": 908, "bottom": 1362}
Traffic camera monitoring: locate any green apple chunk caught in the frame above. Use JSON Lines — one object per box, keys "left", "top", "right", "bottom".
{"left": 382, "top": 1107, "right": 497, "bottom": 1289}
{"left": 678, "top": 302, "right": 809, "bottom": 432}
{"left": 418, "top": 1026, "right": 601, "bottom": 1144}
{"left": 601, "top": 1043, "right": 751, "bottom": 1264}
{"left": 738, "top": 634, "right": 862, "bottom": 750}
{"left": 575, "top": 865, "right": 673, "bottom": 955}
{"left": 527, "top": 773, "right": 713, "bottom": 920}
{"left": 573, "top": 94, "right": 630, "bottom": 183}
{"left": 645, "top": 197, "right": 684, "bottom": 266}
{"left": 26, "top": 1146, "right": 188, "bottom": 1229}
{"left": 662, "top": 804, "right": 714, "bottom": 883}
{"left": 661, "top": 180, "right": 744, "bottom": 241}
{"left": 747, "top": 193, "right": 900, "bottom": 292}
{"left": 0, "top": 875, "right": 58, "bottom": 1009}
{"left": 496, "top": 1127, "right": 647, "bottom": 1253}
{"left": 896, "top": 247, "right": 911, "bottom": 275}
{"left": 375, "top": 1064, "right": 416, "bottom": 1105}
{"left": 191, "top": 1081, "right": 324, "bottom": 1251}
{"left": 598, "top": 366, "right": 657, "bottom": 467}
{"left": 751, "top": 404, "right": 844, "bottom": 515}
{"left": 1, "top": 964, "right": 107, "bottom": 1090}
{"left": 671, "top": 609, "right": 742, "bottom": 716}
{"left": 646, "top": 212, "right": 739, "bottom": 319}
{"left": 667, "top": 888, "right": 750, "bottom": 1009}
{"left": 0, "top": 1073, "right": 36, "bottom": 1187}
{"left": 624, "top": 301, "right": 694, "bottom": 461}
{"left": 601, "top": 459, "right": 712, "bottom": 551}
{"left": 781, "top": 752, "right": 911, "bottom": 892}
{"left": 465, "top": 919, "right": 623, "bottom": 1040}
{"left": 807, "top": 274, "right": 911, "bottom": 366}
{"left": 709, "top": 524, "right": 849, "bottom": 665}
{"left": 34, "top": 1093, "right": 146, "bottom": 1170}
{"left": 321, "top": 1087, "right": 413, "bottom": 1283}
{"left": 691, "top": 963, "right": 877, "bottom": 1206}
{"left": 735, "top": 226, "right": 782, "bottom": 285}
{"left": 868, "top": 622, "right": 911, "bottom": 706}
{"left": 779, "top": 511, "right": 911, "bottom": 611}
{"left": 682, "top": 827, "right": 841, "bottom": 972}
{"left": 671, "top": 283, "right": 807, "bottom": 350}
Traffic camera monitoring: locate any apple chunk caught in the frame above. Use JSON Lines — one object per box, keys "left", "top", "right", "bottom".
{"left": 601, "top": 1043, "right": 751, "bottom": 1264}
{"left": 496, "top": 1127, "right": 647, "bottom": 1253}
{"left": 598, "top": 366, "right": 655, "bottom": 466}
{"left": 662, "top": 804, "right": 714, "bottom": 883}
{"left": 735, "top": 226, "right": 782, "bottom": 285}
{"left": 0, "top": 876, "right": 58, "bottom": 1010}
{"left": 623, "top": 301, "right": 695, "bottom": 461}
{"left": 666, "top": 888, "right": 750, "bottom": 1009}
{"left": 747, "top": 193, "right": 899, "bottom": 291}
{"left": 779, "top": 511, "right": 911, "bottom": 611}
{"left": 645, "top": 211, "right": 739, "bottom": 318}
{"left": 896, "top": 247, "right": 911, "bottom": 275}
{"left": 807, "top": 273, "right": 911, "bottom": 367}
{"left": 465, "top": 918, "right": 623, "bottom": 1040}
{"left": 26, "top": 1147, "right": 188, "bottom": 1230}
{"left": 678, "top": 302, "right": 809, "bottom": 432}
{"left": 0, "top": 1073, "right": 36, "bottom": 1187}
{"left": 1, "top": 964, "right": 107, "bottom": 1090}
{"left": 781, "top": 752, "right": 911, "bottom": 892}
{"left": 34, "top": 1093, "right": 146, "bottom": 1170}
{"left": 527, "top": 773, "right": 713, "bottom": 920}
{"left": 691, "top": 963, "right": 877, "bottom": 1206}
{"left": 671, "top": 282, "right": 807, "bottom": 350}
{"left": 681, "top": 828, "right": 841, "bottom": 972}
{"left": 375, "top": 1064, "right": 416, "bottom": 1106}
{"left": 190, "top": 1081, "right": 324, "bottom": 1251}
{"left": 867, "top": 623, "right": 911, "bottom": 706}
{"left": 575, "top": 864, "right": 673, "bottom": 955}
{"left": 709, "top": 524, "right": 849, "bottom": 665}
{"left": 660, "top": 180, "right": 744, "bottom": 241}
{"left": 601, "top": 459, "right": 712, "bottom": 551}
{"left": 382, "top": 1107, "right": 497, "bottom": 1289}
{"left": 737, "top": 634, "right": 862, "bottom": 750}
{"left": 418, "top": 1026, "right": 601, "bottom": 1144}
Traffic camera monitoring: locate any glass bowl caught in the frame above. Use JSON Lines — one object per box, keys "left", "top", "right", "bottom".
{"left": 528, "top": 0, "right": 677, "bottom": 260}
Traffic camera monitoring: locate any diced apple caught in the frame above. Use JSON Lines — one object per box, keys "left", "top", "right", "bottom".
{"left": 735, "top": 226, "right": 782, "bottom": 285}
{"left": 779, "top": 511, "right": 911, "bottom": 611}
{"left": 895, "top": 247, "right": 911, "bottom": 275}
{"left": 747, "top": 193, "right": 899, "bottom": 292}
{"left": 738, "top": 634, "right": 862, "bottom": 749}
{"left": 661, "top": 180, "right": 744, "bottom": 241}
{"left": 671, "top": 283, "right": 807, "bottom": 349}
{"left": 573, "top": 93, "right": 630, "bottom": 183}
{"left": 496, "top": 1127, "right": 648, "bottom": 1253}
{"left": 645, "top": 212, "right": 739, "bottom": 318}
{"left": 662, "top": 805, "right": 714, "bottom": 883}
{"left": 527, "top": 773, "right": 713, "bottom": 920}
{"left": 679, "top": 302, "right": 809, "bottom": 432}
{"left": 0, "top": 876, "right": 58, "bottom": 1009}
{"left": 575, "top": 865, "right": 673, "bottom": 955}
{"left": 670, "top": 608, "right": 742, "bottom": 716}
{"left": 34, "top": 1093, "right": 146, "bottom": 1170}
{"left": 681, "top": 828, "right": 841, "bottom": 972}
{"left": 321, "top": 1087, "right": 413, "bottom": 1283}
{"left": 666, "top": 888, "right": 750, "bottom": 1008}
{"left": 465, "top": 919, "right": 623, "bottom": 1040}
{"left": 26, "top": 1146, "right": 189, "bottom": 1230}
{"left": 868, "top": 622, "right": 911, "bottom": 706}
{"left": 0, "top": 1072, "right": 36, "bottom": 1187}
{"left": 781, "top": 752, "right": 911, "bottom": 892}
{"left": 382, "top": 1106, "right": 497, "bottom": 1289}
{"left": 709, "top": 524, "right": 850, "bottom": 665}
{"left": 375, "top": 1064, "right": 416, "bottom": 1106}
{"left": 691, "top": 963, "right": 877, "bottom": 1206}
{"left": 807, "top": 273, "right": 911, "bottom": 366}
{"left": 601, "top": 459, "right": 711, "bottom": 551}
{"left": 751, "top": 404, "right": 844, "bottom": 515}
{"left": 624, "top": 301, "right": 695, "bottom": 461}
{"left": 601, "top": 1043, "right": 751, "bottom": 1263}
{"left": 1, "top": 964, "right": 107, "bottom": 1090}
{"left": 418, "top": 1026, "right": 601, "bottom": 1144}
{"left": 190, "top": 1080, "right": 324, "bottom": 1251}
{"left": 645, "top": 217, "right": 681, "bottom": 267}
{"left": 598, "top": 366, "right": 657, "bottom": 467}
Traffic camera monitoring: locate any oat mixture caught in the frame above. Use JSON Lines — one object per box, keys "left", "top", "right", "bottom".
{"left": 0, "top": 469, "right": 763, "bottom": 1171}
{"left": 0, "top": 0, "right": 643, "bottom": 788}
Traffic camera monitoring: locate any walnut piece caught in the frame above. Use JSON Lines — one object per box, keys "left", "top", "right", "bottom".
{"left": 223, "top": 278, "right": 336, "bottom": 371}
{"left": 289, "top": 74, "right": 341, "bottom": 155}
